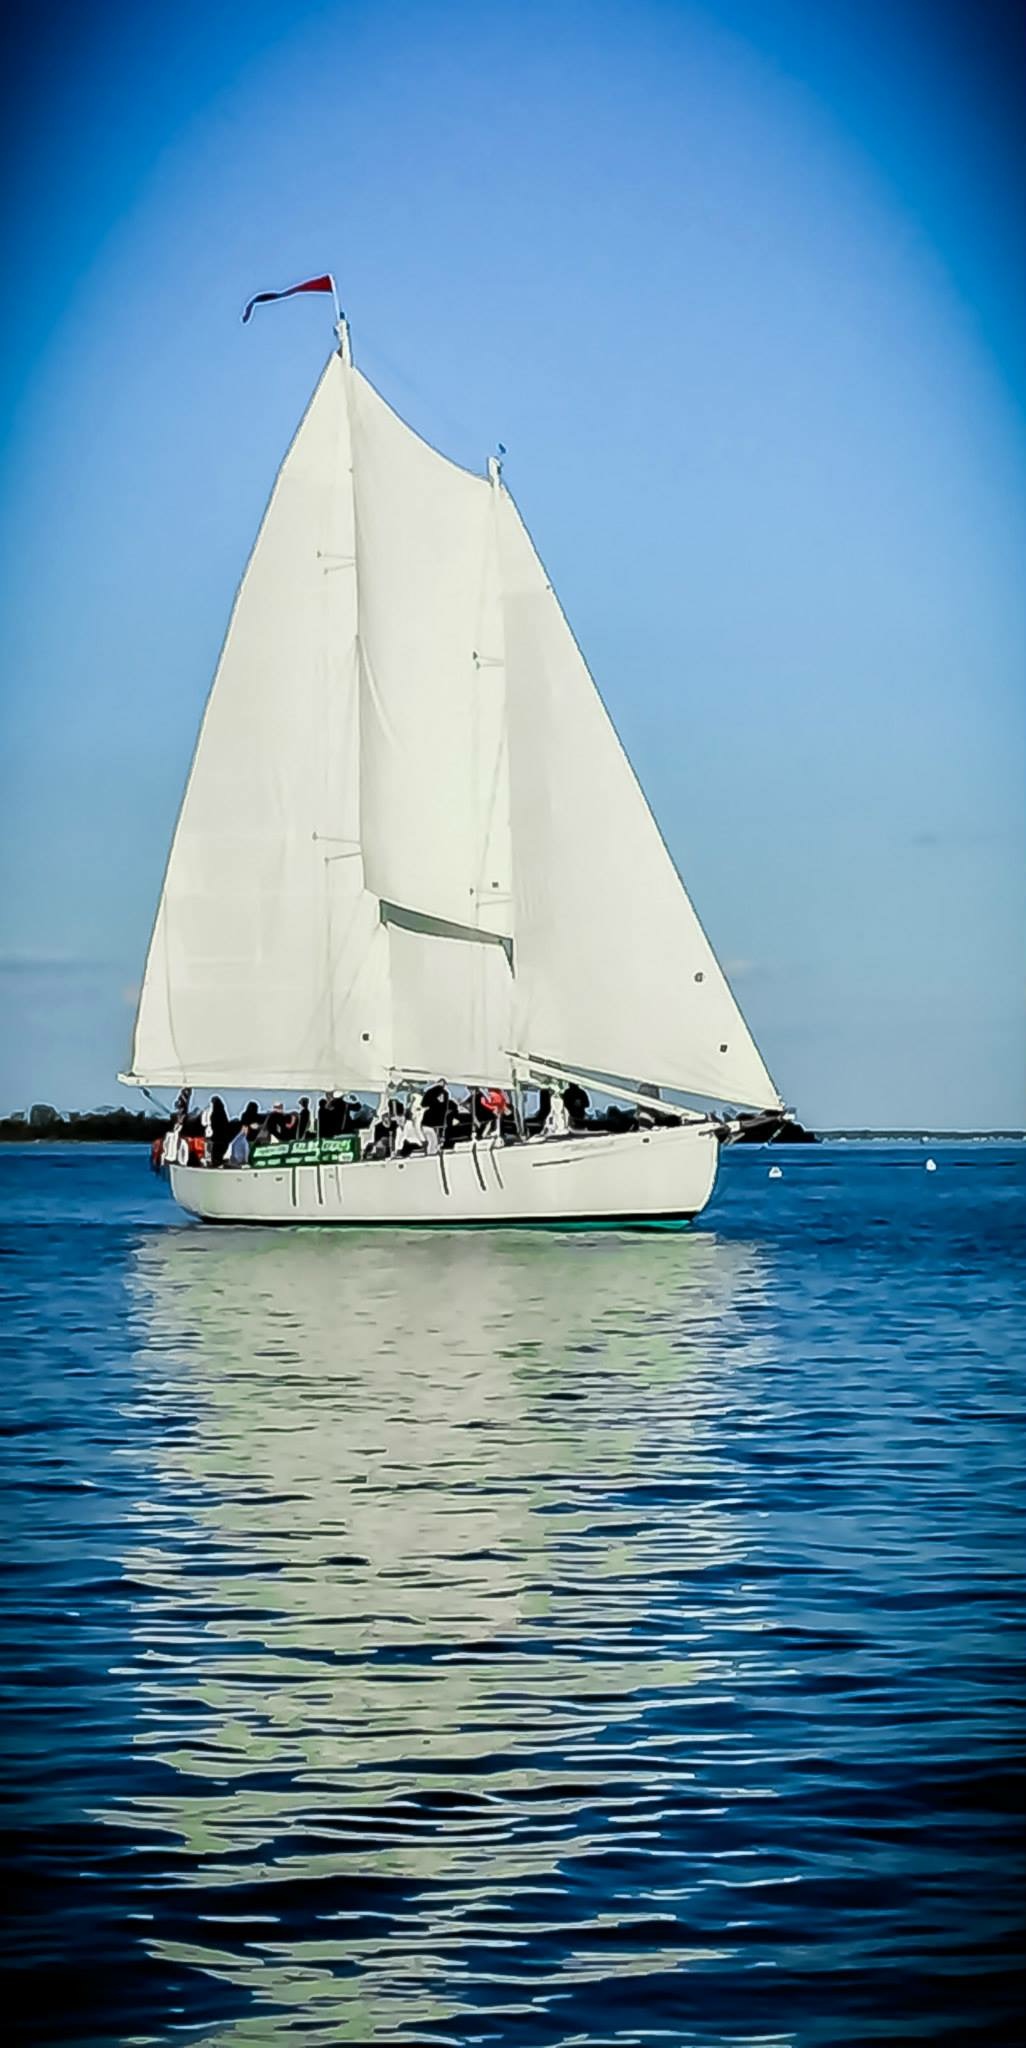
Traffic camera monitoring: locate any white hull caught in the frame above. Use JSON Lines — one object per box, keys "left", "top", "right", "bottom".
{"left": 168, "top": 1123, "right": 720, "bottom": 1228}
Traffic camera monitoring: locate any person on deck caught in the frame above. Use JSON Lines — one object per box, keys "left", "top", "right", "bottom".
{"left": 364, "top": 1092, "right": 390, "bottom": 1159}
{"left": 345, "top": 1094, "right": 368, "bottom": 1131}
{"left": 605, "top": 1103, "right": 635, "bottom": 1133}
{"left": 420, "top": 1080, "right": 451, "bottom": 1146}
{"left": 203, "top": 1095, "right": 231, "bottom": 1167}
{"left": 224, "top": 1125, "right": 250, "bottom": 1167}
{"left": 563, "top": 1082, "right": 590, "bottom": 1129}
{"left": 255, "top": 1102, "right": 289, "bottom": 1146}
{"left": 541, "top": 1089, "right": 570, "bottom": 1140}
{"left": 478, "top": 1086, "right": 509, "bottom": 1139}
{"left": 296, "top": 1096, "right": 312, "bottom": 1141}
{"left": 320, "top": 1090, "right": 346, "bottom": 1137}
{"left": 400, "top": 1100, "right": 427, "bottom": 1156}
{"left": 335, "top": 1094, "right": 364, "bottom": 1134}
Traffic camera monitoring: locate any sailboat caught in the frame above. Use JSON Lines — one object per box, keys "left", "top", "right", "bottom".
{"left": 121, "top": 286, "right": 784, "bottom": 1226}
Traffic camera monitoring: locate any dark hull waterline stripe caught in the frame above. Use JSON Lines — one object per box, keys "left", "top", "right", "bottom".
{"left": 184, "top": 1211, "right": 699, "bottom": 1233}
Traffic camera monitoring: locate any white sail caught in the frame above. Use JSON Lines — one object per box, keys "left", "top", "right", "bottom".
{"left": 348, "top": 368, "right": 515, "bottom": 1083}
{"left": 126, "top": 355, "right": 392, "bottom": 1091}
{"left": 126, "top": 334, "right": 779, "bottom": 1111}
{"left": 497, "top": 494, "right": 780, "bottom": 1110}
{"left": 349, "top": 371, "right": 512, "bottom": 934}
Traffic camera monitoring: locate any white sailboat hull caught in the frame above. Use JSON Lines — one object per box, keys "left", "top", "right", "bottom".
{"left": 168, "top": 1122, "right": 720, "bottom": 1228}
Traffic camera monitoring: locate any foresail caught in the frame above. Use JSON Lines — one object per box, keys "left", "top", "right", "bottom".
{"left": 126, "top": 355, "right": 389, "bottom": 1091}
{"left": 349, "top": 370, "right": 513, "bottom": 938}
{"left": 497, "top": 493, "right": 781, "bottom": 1111}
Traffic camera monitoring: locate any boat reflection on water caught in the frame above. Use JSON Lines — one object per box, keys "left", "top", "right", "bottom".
{"left": 115, "top": 1226, "right": 773, "bottom": 2042}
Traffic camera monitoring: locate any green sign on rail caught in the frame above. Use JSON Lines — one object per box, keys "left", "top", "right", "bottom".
{"left": 251, "top": 1135, "right": 361, "bottom": 1171}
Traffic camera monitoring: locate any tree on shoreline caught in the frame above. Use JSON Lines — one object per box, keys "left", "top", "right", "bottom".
{"left": 1, "top": 1105, "right": 164, "bottom": 1143}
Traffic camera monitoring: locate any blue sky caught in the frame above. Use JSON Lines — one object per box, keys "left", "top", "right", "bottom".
{"left": 1, "top": 0, "right": 1022, "bottom": 1127}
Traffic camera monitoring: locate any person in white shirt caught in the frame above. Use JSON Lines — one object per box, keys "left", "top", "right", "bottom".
{"left": 400, "top": 1101, "right": 427, "bottom": 1155}
{"left": 541, "top": 1089, "right": 570, "bottom": 1139}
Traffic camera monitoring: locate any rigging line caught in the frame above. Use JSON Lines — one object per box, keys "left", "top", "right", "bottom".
{"left": 472, "top": 482, "right": 510, "bottom": 908}
{"left": 141, "top": 1087, "right": 174, "bottom": 1118}
{"left": 322, "top": 842, "right": 337, "bottom": 1081}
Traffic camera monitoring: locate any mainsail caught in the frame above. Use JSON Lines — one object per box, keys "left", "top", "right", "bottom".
{"left": 126, "top": 333, "right": 780, "bottom": 1111}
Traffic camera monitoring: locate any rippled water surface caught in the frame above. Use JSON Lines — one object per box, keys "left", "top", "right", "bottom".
{"left": 3, "top": 1141, "right": 1023, "bottom": 2047}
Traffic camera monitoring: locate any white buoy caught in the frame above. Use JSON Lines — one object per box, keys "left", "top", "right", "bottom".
{"left": 925, "top": 1158, "right": 937, "bottom": 1172}
{"left": 768, "top": 1164, "right": 783, "bottom": 1179}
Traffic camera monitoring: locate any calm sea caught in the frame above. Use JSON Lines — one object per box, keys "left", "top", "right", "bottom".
{"left": 2, "top": 1141, "right": 1023, "bottom": 2047}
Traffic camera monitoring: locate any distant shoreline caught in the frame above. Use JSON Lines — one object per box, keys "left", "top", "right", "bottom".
{"left": 0, "top": 1112, "right": 165, "bottom": 1144}
{"left": 819, "top": 1130, "right": 1026, "bottom": 1141}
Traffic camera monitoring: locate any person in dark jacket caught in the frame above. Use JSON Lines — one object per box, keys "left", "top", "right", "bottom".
{"left": 563, "top": 1082, "right": 590, "bottom": 1129}
{"left": 204, "top": 1095, "right": 231, "bottom": 1166}
{"left": 253, "top": 1102, "right": 288, "bottom": 1146}
{"left": 605, "top": 1103, "right": 635, "bottom": 1133}
{"left": 420, "top": 1080, "right": 451, "bottom": 1138}
{"left": 296, "top": 1096, "right": 312, "bottom": 1141}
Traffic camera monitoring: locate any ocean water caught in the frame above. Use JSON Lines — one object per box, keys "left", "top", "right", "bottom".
{"left": 2, "top": 1140, "right": 1022, "bottom": 2048}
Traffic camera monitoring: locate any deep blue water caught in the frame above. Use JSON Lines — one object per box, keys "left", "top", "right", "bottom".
{"left": 2, "top": 1141, "right": 1023, "bottom": 2047}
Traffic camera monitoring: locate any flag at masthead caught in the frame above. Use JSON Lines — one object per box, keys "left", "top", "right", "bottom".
{"left": 241, "top": 274, "right": 339, "bottom": 324}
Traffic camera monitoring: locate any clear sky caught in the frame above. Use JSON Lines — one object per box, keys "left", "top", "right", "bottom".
{"left": 1, "top": 0, "right": 1022, "bottom": 1128}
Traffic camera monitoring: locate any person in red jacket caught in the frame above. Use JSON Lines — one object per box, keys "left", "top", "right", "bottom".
{"left": 477, "top": 1087, "right": 509, "bottom": 1139}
